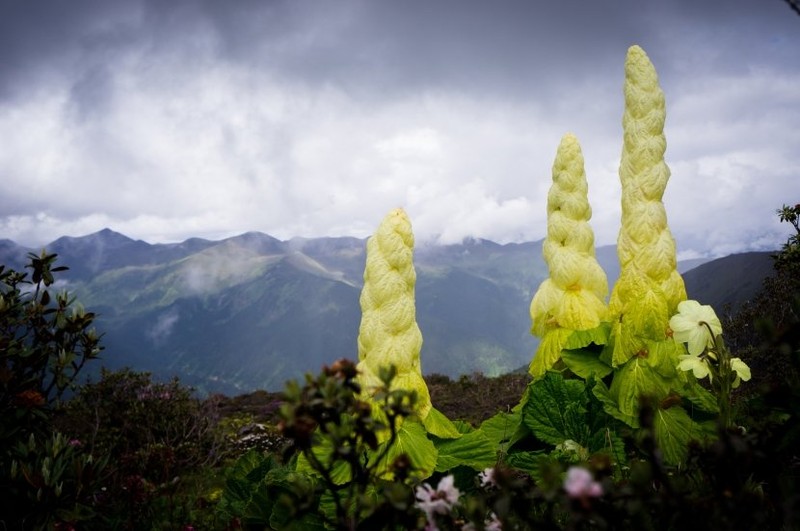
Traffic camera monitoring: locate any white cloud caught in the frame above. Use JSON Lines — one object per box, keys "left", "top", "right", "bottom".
{"left": 0, "top": 0, "right": 798, "bottom": 259}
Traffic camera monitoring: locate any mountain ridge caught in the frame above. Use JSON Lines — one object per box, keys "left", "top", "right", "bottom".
{"left": 0, "top": 228, "right": 776, "bottom": 394}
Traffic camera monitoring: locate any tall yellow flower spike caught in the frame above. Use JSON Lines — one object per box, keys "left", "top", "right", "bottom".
{"left": 608, "top": 45, "right": 687, "bottom": 367}
{"left": 356, "top": 208, "right": 432, "bottom": 419}
{"left": 529, "top": 133, "right": 608, "bottom": 377}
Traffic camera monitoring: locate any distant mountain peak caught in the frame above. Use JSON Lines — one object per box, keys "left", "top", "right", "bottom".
{"left": 222, "top": 232, "right": 285, "bottom": 254}
{"left": 49, "top": 228, "right": 135, "bottom": 247}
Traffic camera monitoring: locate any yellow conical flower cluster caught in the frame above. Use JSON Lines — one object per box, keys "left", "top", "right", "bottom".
{"left": 529, "top": 133, "right": 608, "bottom": 377}
{"left": 356, "top": 208, "right": 432, "bottom": 419}
{"left": 608, "top": 45, "right": 687, "bottom": 366}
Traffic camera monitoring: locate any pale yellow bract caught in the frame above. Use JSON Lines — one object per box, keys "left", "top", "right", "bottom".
{"left": 528, "top": 133, "right": 608, "bottom": 377}
{"left": 356, "top": 208, "right": 432, "bottom": 419}
{"left": 608, "top": 45, "right": 687, "bottom": 366}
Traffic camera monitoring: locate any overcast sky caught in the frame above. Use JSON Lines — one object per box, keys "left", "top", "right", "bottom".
{"left": 1, "top": 0, "right": 797, "bottom": 258}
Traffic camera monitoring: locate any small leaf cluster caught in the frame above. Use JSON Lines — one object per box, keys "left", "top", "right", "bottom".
{"left": 57, "top": 367, "right": 226, "bottom": 528}
{"left": 220, "top": 359, "right": 423, "bottom": 530}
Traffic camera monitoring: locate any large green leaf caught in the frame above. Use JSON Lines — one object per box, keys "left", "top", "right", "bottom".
{"left": 480, "top": 410, "right": 530, "bottom": 454}
{"left": 561, "top": 348, "right": 612, "bottom": 379}
{"left": 522, "top": 372, "right": 589, "bottom": 446}
{"left": 295, "top": 435, "right": 352, "bottom": 484}
{"left": 587, "top": 427, "right": 627, "bottom": 467}
{"left": 644, "top": 339, "right": 680, "bottom": 379}
{"left": 434, "top": 429, "right": 497, "bottom": 472}
{"left": 592, "top": 379, "right": 639, "bottom": 428}
{"left": 653, "top": 406, "right": 706, "bottom": 465}
{"left": 218, "top": 451, "right": 291, "bottom": 526}
{"left": 480, "top": 410, "right": 521, "bottom": 448}
{"left": 503, "top": 450, "right": 547, "bottom": 475}
{"left": 423, "top": 406, "right": 462, "bottom": 439}
{"left": 529, "top": 328, "right": 573, "bottom": 378}
{"left": 368, "top": 420, "right": 437, "bottom": 480}
{"left": 270, "top": 498, "right": 326, "bottom": 531}
{"left": 608, "top": 319, "right": 638, "bottom": 367}
{"left": 679, "top": 378, "right": 719, "bottom": 414}
{"left": 564, "top": 323, "right": 611, "bottom": 349}
{"left": 610, "top": 356, "right": 671, "bottom": 418}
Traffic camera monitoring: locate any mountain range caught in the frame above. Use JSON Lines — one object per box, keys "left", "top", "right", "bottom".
{"left": 0, "top": 229, "right": 777, "bottom": 395}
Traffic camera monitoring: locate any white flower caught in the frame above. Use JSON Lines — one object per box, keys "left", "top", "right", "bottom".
{"left": 731, "top": 357, "right": 752, "bottom": 388}
{"left": 563, "top": 466, "right": 602, "bottom": 499}
{"left": 669, "top": 300, "right": 723, "bottom": 355}
{"left": 677, "top": 354, "right": 712, "bottom": 381}
{"left": 478, "top": 467, "right": 497, "bottom": 489}
{"left": 415, "top": 475, "right": 460, "bottom": 526}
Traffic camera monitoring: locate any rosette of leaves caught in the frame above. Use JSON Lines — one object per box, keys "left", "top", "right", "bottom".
{"left": 356, "top": 208, "right": 433, "bottom": 420}
{"left": 529, "top": 133, "right": 609, "bottom": 378}
{"left": 589, "top": 46, "right": 714, "bottom": 464}
{"left": 295, "top": 209, "right": 485, "bottom": 499}
{"left": 355, "top": 208, "right": 461, "bottom": 440}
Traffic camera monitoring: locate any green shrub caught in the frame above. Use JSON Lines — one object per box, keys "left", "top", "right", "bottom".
{"left": 58, "top": 367, "right": 226, "bottom": 528}
{"left": 0, "top": 251, "right": 105, "bottom": 529}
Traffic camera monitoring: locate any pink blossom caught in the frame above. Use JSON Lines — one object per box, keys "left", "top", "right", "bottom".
{"left": 415, "top": 475, "right": 460, "bottom": 528}
{"left": 563, "top": 466, "right": 602, "bottom": 499}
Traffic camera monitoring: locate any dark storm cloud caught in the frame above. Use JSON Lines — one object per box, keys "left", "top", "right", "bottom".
{"left": 3, "top": 0, "right": 795, "bottom": 102}
{"left": 0, "top": 0, "right": 797, "bottom": 255}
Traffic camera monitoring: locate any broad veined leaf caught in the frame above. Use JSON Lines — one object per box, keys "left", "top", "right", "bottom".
{"left": 679, "top": 377, "right": 719, "bottom": 414}
{"left": 581, "top": 377, "right": 629, "bottom": 467}
{"left": 608, "top": 318, "right": 645, "bottom": 368}
{"left": 295, "top": 435, "right": 352, "bottom": 485}
{"left": 628, "top": 288, "right": 669, "bottom": 340}
{"left": 653, "top": 405, "right": 707, "bottom": 465}
{"left": 562, "top": 348, "right": 613, "bottom": 379}
{"left": 422, "top": 406, "right": 462, "bottom": 439}
{"left": 587, "top": 426, "right": 627, "bottom": 468}
{"left": 452, "top": 420, "right": 475, "bottom": 434}
{"left": 480, "top": 410, "right": 522, "bottom": 449}
{"left": 610, "top": 356, "right": 671, "bottom": 418}
{"left": 529, "top": 328, "right": 574, "bottom": 378}
{"left": 270, "top": 496, "right": 326, "bottom": 531}
{"left": 564, "top": 323, "right": 611, "bottom": 350}
{"left": 219, "top": 451, "right": 293, "bottom": 526}
{"left": 368, "top": 420, "right": 437, "bottom": 480}
{"left": 643, "top": 339, "right": 680, "bottom": 379}
{"left": 434, "top": 429, "right": 497, "bottom": 472}
{"left": 592, "top": 379, "right": 639, "bottom": 428}
{"left": 523, "top": 372, "right": 589, "bottom": 446}
{"left": 480, "top": 410, "right": 530, "bottom": 453}
{"left": 503, "top": 450, "right": 548, "bottom": 475}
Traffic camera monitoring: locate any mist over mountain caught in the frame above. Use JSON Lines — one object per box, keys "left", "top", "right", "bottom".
{"left": 0, "top": 229, "right": 774, "bottom": 394}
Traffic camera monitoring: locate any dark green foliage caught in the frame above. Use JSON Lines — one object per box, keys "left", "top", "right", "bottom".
{"left": 775, "top": 203, "right": 800, "bottom": 273}
{"left": 724, "top": 203, "right": 800, "bottom": 391}
{"left": 219, "top": 359, "right": 426, "bottom": 530}
{"left": 0, "top": 251, "right": 102, "bottom": 415}
{"left": 57, "top": 367, "right": 226, "bottom": 529}
{"left": 217, "top": 450, "right": 302, "bottom": 529}
{"left": 0, "top": 251, "right": 106, "bottom": 529}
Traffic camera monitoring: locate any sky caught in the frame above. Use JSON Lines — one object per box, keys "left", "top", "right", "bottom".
{"left": 1, "top": 0, "right": 798, "bottom": 259}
